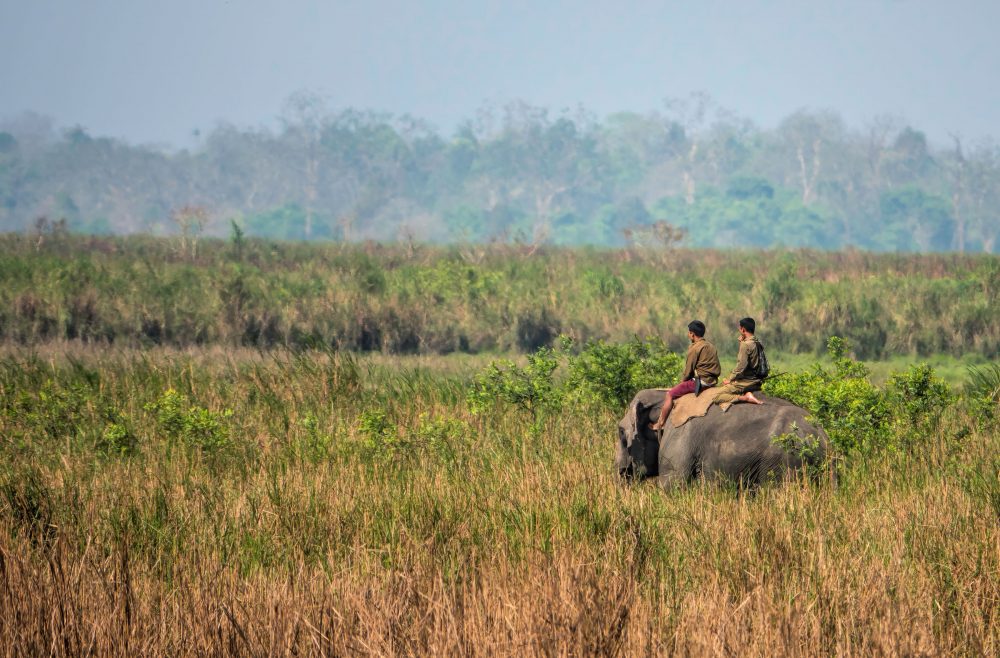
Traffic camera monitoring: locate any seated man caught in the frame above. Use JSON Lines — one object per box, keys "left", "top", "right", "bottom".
{"left": 714, "top": 317, "right": 768, "bottom": 407}
{"left": 650, "top": 320, "right": 721, "bottom": 430}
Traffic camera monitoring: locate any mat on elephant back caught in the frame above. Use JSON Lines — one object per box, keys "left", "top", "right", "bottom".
{"left": 667, "top": 386, "right": 725, "bottom": 427}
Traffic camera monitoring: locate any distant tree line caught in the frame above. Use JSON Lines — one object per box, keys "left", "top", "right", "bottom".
{"left": 1, "top": 93, "right": 998, "bottom": 251}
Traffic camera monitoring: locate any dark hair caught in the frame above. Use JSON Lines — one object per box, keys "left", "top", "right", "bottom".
{"left": 687, "top": 320, "right": 706, "bottom": 337}
{"left": 739, "top": 317, "right": 756, "bottom": 334}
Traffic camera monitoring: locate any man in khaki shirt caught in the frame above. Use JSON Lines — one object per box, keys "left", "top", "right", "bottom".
{"left": 714, "top": 317, "right": 767, "bottom": 406}
{"left": 650, "top": 320, "right": 721, "bottom": 430}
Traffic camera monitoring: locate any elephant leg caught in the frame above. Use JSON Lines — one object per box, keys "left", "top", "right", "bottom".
{"left": 657, "top": 437, "right": 696, "bottom": 490}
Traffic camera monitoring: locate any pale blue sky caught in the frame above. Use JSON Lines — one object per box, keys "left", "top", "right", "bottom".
{"left": 1, "top": 0, "right": 998, "bottom": 148}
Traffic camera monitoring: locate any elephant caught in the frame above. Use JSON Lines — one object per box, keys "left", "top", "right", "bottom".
{"left": 615, "top": 388, "right": 830, "bottom": 490}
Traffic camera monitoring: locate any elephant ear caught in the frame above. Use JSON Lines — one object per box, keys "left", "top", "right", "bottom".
{"left": 624, "top": 400, "right": 645, "bottom": 446}
{"left": 619, "top": 405, "right": 634, "bottom": 447}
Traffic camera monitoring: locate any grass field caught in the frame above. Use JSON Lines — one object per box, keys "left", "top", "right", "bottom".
{"left": 0, "top": 340, "right": 996, "bottom": 656}
{"left": 3, "top": 234, "right": 999, "bottom": 360}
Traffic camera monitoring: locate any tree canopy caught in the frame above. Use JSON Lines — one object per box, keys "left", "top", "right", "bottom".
{"left": 1, "top": 97, "right": 997, "bottom": 252}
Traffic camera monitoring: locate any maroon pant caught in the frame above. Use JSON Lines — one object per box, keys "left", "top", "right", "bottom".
{"left": 667, "top": 378, "right": 697, "bottom": 399}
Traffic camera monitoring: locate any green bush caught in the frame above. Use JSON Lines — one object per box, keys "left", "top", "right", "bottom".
{"left": 294, "top": 412, "right": 334, "bottom": 463}
{"left": 356, "top": 408, "right": 401, "bottom": 454}
{"left": 764, "top": 338, "right": 892, "bottom": 455}
{"left": 354, "top": 408, "right": 471, "bottom": 463}
{"left": 885, "top": 363, "right": 952, "bottom": 433}
{"left": 464, "top": 334, "right": 962, "bottom": 461}
{"left": 468, "top": 336, "right": 683, "bottom": 422}
{"left": 467, "top": 347, "right": 561, "bottom": 426}
{"left": 146, "top": 388, "right": 232, "bottom": 452}
{"left": 765, "top": 337, "right": 955, "bottom": 457}
{"left": 98, "top": 420, "right": 136, "bottom": 457}
{"left": 11, "top": 379, "right": 92, "bottom": 443}
{"left": 413, "top": 412, "right": 472, "bottom": 463}
{"left": 564, "top": 336, "right": 682, "bottom": 411}
{"left": 769, "top": 422, "right": 823, "bottom": 471}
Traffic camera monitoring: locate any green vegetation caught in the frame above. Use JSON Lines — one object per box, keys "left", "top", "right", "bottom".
{"left": 3, "top": 98, "right": 999, "bottom": 252}
{"left": 2, "top": 234, "right": 999, "bottom": 361}
{"left": 764, "top": 337, "right": 952, "bottom": 455}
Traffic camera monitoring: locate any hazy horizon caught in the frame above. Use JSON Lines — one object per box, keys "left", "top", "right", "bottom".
{"left": 2, "top": 0, "right": 999, "bottom": 150}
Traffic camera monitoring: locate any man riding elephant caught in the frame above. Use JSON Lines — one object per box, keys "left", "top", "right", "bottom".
{"left": 713, "top": 317, "right": 768, "bottom": 408}
{"left": 649, "top": 320, "right": 721, "bottom": 431}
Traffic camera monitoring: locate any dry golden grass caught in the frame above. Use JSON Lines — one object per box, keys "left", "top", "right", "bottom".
{"left": 0, "top": 346, "right": 996, "bottom": 656}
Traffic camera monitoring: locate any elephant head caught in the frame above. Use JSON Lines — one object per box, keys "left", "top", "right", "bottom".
{"left": 615, "top": 401, "right": 659, "bottom": 481}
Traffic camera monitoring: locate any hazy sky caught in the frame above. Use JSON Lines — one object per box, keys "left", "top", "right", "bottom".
{"left": 1, "top": 0, "right": 998, "bottom": 149}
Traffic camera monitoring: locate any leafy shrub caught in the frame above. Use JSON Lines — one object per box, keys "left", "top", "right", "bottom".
{"left": 765, "top": 337, "right": 956, "bottom": 457}
{"left": 564, "top": 336, "right": 682, "bottom": 410}
{"left": 413, "top": 413, "right": 472, "bottom": 463}
{"left": 146, "top": 388, "right": 232, "bottom": 452}
{"left": 770, "top": 421, "right": 822, "bottom": 467}
{"left": 98, "top": 420, "right": 136, "bottom": 457}
{"left": 465, "top": 334, "right": 957, "bottom": 460}
{"left": 764, "top": 337, "right": 892, "bottom": 455}
{"left": 467, "top": 347, "right": 561, "bottom": 430}
{"left": 10, "top": 379, "right": 91, "bottom": 443}
{"left": 468, "top": 336, "right": 682, "bottom": 423}
{"left": 295, "top": 411, "right": 334, "bottom": 463}
{"left": 885, "top": 363, "right": 952, "bottom": 432}
{"left": 355, "top": 408, "right": 471, "bottom": 463}
{"left": 149, "top": 388, "right": 186, "bottom": 435}
{"left": 356, "top": 408, "right": 401, "bottom": 454}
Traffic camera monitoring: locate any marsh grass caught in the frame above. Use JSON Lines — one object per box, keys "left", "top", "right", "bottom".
{"left": 0, "top": 345, "right": 996, "bottom": 655}
{"left": 3, "top": 234, "right": 1000, "bottom": 360}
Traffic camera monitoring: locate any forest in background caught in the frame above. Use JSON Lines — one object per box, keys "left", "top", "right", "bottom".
{"left": 2, "top": 93, "right": 999, "bottom": 252}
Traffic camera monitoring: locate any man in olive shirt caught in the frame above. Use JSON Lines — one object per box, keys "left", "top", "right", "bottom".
{"left": 714, "top": 317, "right": 767, "bottom": 406}
{"left": 650, "top": 320, "right": 722, "bottom": 430}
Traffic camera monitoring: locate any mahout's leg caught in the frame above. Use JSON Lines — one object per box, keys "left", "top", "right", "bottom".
{"left": 649, "top": 393, "right": 674, "bottom": 430}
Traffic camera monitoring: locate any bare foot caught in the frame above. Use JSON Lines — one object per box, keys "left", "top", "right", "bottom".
{"left": 649, "top": 421, "right": 664, "bottom": 431}
{"left": 743, "top": 391, "right": 764, "bottom": 405}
